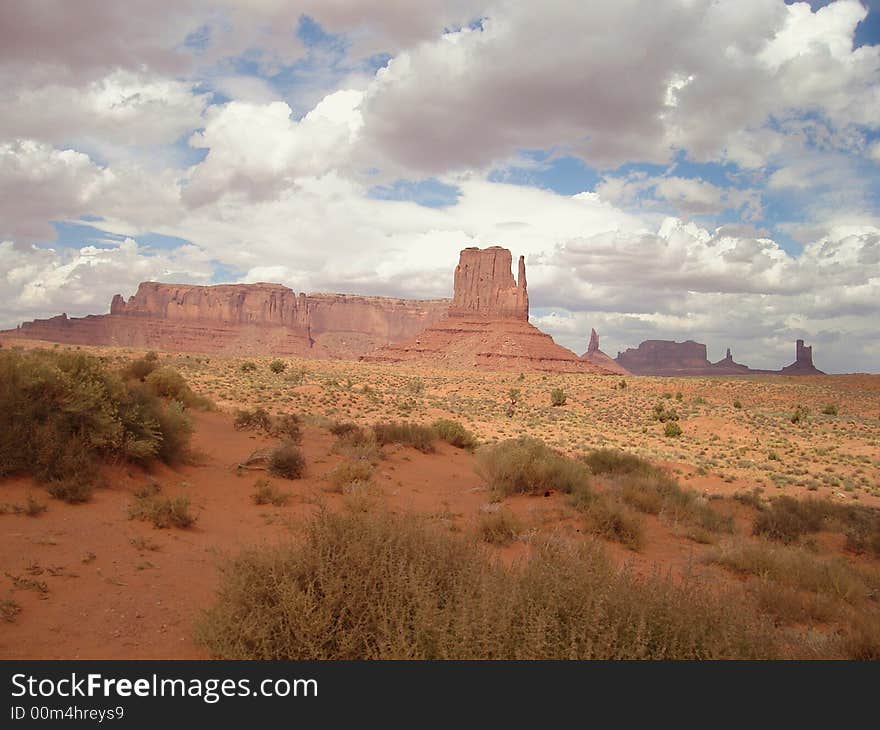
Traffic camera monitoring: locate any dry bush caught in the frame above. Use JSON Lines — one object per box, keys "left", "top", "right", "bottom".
{"left": 709, "top": 539, "right": 868, "bottom": 605}
{"left": 584, "top": 449, "right": 731, "bottom": 533}
{"left": 477, "top": 437, "right": 591, "bottom": 497}
{"left": 372, "top": 421, "right": 436, "bottom": 453}
{"left": 477, "top": 509, "right": 522, "bottom": 546}
{"left": 196, "top": 508, "right": 779, "bottom": 659}
{"left": 754, "top": 496, "right": 880, "bottom": 550}
{"left": 328, "top": 461, "right": 374, "bottom": 493}
{"left": 128, "top": 493, "right": 197, "bottom": 529}
{"left": 581, "top": 498, "right": 645, "bottom": 551}
{"left": 432, "top": 419, "right": 478, "bottom": 451}
{"left": 252, "top": 479, "right": 290, "bottom": 506}
{"left": 268, "top": 442, "right": 305, "bottom": 479}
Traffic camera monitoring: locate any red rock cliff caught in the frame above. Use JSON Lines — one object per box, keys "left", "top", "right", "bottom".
{"left": 449, "top": 246, "right": 528, "bottom": 320}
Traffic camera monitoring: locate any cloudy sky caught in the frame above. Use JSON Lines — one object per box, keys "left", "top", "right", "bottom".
{"left": 1, "top": 0, "right": 879, "bottom": 372}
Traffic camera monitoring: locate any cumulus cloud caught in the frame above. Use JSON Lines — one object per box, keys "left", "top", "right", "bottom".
{"left": 358, "top": 0, "right": 879, "bottom": 173}
{"left": 183, "top": 90, "right": 364, "bottom": 206}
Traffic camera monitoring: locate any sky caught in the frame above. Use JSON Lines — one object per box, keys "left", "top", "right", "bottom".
{"left": 0, "top": 0, "right": 878, "bottom": 373}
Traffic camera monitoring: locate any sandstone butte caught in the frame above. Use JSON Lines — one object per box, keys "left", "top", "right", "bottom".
{"left": 614, "top": 338, "right": 824, "bottom": 376}
{"left": 579, "top": 328, "right": 629, "bottom": 375}
{"left": 365, "top": 246, "right": 616, "bottom": 374}
{"left": 3, "top": 282, "right": 449, "bottom": 359}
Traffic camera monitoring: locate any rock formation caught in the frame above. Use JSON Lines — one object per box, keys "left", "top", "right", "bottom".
{"left": 449, "top": 246, "right": 528, "bottom": 319}
{"left": 4, "top": 282, "right": 449, "bottom": 358}
{"left": 779, "top": 339, "right": 825, "bottom": 375}
{"left": 366, "top": 247, "right": 617, "bottom": 373}
{"left": 580, "top": 329, "right": 629, "bottom": 374}
{"left": 614, "top": 339, "right": 824, "bottom": 376}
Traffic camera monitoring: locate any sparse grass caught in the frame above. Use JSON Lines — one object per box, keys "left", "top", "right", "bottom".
{"left": 252, "top": 478, "right": 290, "bottom": 506}
{"left": 196, "top": 507, "right": 780, "bottom": 659}
{"left": 583, "top": 449, "right": 732, "bottom": 533}
{"left": 328, "top": 461, "right": 374, "bottom": 493}
{"left": 477, "top": 437, "right": 591, "bottom": 497}
{"left": 709, "top": 539, "right": 868, "bottom": 604}
{"left": 128, "top": 493, "right": 197, "bottom": 529}
{"left": 580, "top": 497, "right": 645, "bottom": 551}
{"left": 664, "top": 422, "right": 683, "bottom": 438}
{"left": 0, "top": 597, "right": 22, "bottom": 622}
{"left": 268, "top": 442, "right": 306, "bottom": 479}
{"left": 477, "top": 508, "right": 522, "bottom": 545}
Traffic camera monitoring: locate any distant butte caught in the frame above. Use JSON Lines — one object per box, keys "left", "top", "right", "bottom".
{"left": 580, "top": 329, "right": 629, "bottom": 375}
{"left": 614, "top": 338, "right": 824, "bottom": 376}
{"left": 366, "top": 246, "right": 617, "bottom": 373}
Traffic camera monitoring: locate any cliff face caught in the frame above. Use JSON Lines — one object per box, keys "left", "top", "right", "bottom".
{"left": 367, "top": 247, "right": 617, "bottom": 374}
{"left": 449, "top": 246, "right": 528, "bottom": 320}
{"left": 8, "top": 282, "right": 449, "bottom": 359}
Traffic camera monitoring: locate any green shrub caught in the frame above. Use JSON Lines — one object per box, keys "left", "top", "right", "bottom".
{"left": 240, "top": 361, "right": 258, "bottom": 373}
{"left": 269, "top": 359, "right": 287, "bottom": 374}
{"left": 0, "top": 349, "right": 195, "bottom": 497}
{"left": 122, "top": 352, "right": 159, "bottom": 381}
{"left": 268, "top": 442, "right": 305, "bottom": 479}
{"left": 196, "top": 508, "right": 780, "bottom": 659}
{"left": 252, "top": 479, "right": 290, "bottom": 506}
{"left": 477, "top": 437, "right": 591, "bottom": 497}
{"left": 652, "top": 403, "right": 679, "bottom": 422}
{"left": 372, "top": 421, "right": 436, "bottom": 453}
{"left": 432, "top": 419, "right": 478, "bottom": 450}
{"left": 664, "top": 422, "right": 683, "bottom": 438}
{"left": 550, "top": 388, "right": 566, "bottom": 407}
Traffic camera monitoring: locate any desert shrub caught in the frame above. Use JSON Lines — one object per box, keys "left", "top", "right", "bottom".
{"left": 234, "top": 407, "right": 273, "bottom": 432}
{"left": 652, "top": 403, "right": 679, "bottom": 422}
{"left": 477, "top": 509, "right": 522, "bottom": 546}
{"left": 753, "top": 496, "right": 829, "bottom": 543}
{"left": 432, "top": 419, "right": 478, "bottom": 450}
{"left": 709, "top": 540, "right": 867, "bottom": 604}
{"left": 733, "top": 399, "right": 743, "bottom": 409}
{"left": 477, "top": 437, "right": 591, "bottom": 497}
{"left": 372, "top": 421, "right": 436, "bottom": 453}
{"left": 581, "top": 498, "right": 644, "bottom": 551}
{"left": 0, "top": 349, "right": 195, "bottom": 498}
{"left": 790, "top": 405, "right": 809, "bottom": 424}
{"left": 821, "top": 403, "right": 839, "bottom": 416}
{"left": 240, "top": 361, "right": 258, "bottom": 373}
{"left": 268, "top": 442, "right": 305, "bottom": 479}
{"left": 550, "top": 387, "right": 566, "bottom": 407}
{"left": 664, "top": 422, "right": 683, "bottom": 438}
{"left": 145, "top": 367, "right": 194, "bottom": 403}
{"left": 122, "top": 351, "right": 159, "bottom": 381}
{"left": 583, "top": 449, "right": 731, "bottom": 533}
{"left": 274, "top": 413, "right": 302, "bottom": 442}
{"left": 269, "top": 359, "right": 287, "bottom": 374}
{"left": 129, "top": 494, "right": 197, "bottom": 529}
{"left": 1, "top": 598, "right": 22, "bottom": 623}
{"left": 328, "top": 461, "right": 374, "bottom": 493}
{"left": 329, "top": 421, "right": 360, "bottom": 437}
{"left": 252, "top": 479, "right": 290, "bottom": 506}
{"left": 196, "top": 508, "right": 779, "bottom": 659}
